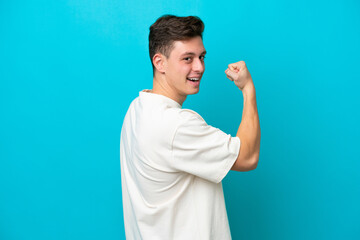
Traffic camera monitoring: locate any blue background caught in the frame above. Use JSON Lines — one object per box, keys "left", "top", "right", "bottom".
{"left": 1, "top": 0, "right": 359, "bottom": 239}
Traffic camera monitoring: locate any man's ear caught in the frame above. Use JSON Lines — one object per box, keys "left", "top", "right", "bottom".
{"left": 153, "top": 53, "right": 166, "bottom": 74}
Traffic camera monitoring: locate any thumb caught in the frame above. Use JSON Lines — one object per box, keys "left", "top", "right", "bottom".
{"left": 225, "top": 68, "right": 238, "bottom": 81}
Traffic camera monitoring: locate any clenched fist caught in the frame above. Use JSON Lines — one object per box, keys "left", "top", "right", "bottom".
{"left": 225, "top": 61, "right": 254, "bottom": 91}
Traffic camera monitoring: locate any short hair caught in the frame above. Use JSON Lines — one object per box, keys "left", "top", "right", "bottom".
{"left": 149, "top": 15, "right": 205, "bottom": 69}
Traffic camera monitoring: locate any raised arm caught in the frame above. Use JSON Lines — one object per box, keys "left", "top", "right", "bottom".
{"left": 225, "top": 61, "right": 261, "bottom": 171}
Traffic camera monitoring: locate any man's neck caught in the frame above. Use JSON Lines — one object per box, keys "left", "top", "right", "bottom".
{"left": 152, "top": 75, "right": 186, "bottom": 106}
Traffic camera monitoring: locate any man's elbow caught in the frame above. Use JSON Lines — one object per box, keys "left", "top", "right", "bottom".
{"left": 248, "top": 153, "right": 259, "bottom": 171}
{"left": 231, "top": 152, "right": 259, "bottom": 172}
{"left": 249, "top": 142, "right": 260, "bottom": 170}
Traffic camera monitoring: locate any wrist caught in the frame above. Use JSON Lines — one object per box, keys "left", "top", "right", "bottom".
{"left": 241, "top": 82, "right": 255, "bottom": 96}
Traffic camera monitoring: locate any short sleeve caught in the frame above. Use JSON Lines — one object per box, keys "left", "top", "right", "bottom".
{"left": 171, "top": 109, "right": 241, "bottom": 183}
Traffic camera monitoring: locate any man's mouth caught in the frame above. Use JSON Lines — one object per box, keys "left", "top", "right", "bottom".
{"left": 186, "top": 77, "right": 200, "bottom": 82}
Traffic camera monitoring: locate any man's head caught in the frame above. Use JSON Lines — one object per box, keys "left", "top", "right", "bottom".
{"left": 149, "top": 15, "right": 205, "bottom": 70}
{"left": 149, "top": 15, "right": 206, "bottom": 103}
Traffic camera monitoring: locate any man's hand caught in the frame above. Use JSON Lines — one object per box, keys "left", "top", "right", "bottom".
{"left": 225, "top": 61, "right": 253, "bottom": 91}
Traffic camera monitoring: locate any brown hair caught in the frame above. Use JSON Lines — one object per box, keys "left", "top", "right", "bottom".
{"left": 149, "top": 15, "right": 205, "bottom": 69}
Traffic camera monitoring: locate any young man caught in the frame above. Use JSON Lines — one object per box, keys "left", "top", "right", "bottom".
{"left": 120, "top": 15, "right": 260, "bottom": 239}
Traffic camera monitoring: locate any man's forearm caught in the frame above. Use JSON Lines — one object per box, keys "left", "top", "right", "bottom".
{"left": 236, "top": 84, "right": 261, "bottom": 163}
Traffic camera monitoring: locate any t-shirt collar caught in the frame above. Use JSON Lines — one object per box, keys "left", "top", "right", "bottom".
{"left": 139, "top": 90, "right": 182, "bottom": 109}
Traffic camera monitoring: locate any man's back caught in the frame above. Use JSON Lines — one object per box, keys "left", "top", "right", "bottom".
{"left": 120, "top": 90, "right": 240, "bottom": 240}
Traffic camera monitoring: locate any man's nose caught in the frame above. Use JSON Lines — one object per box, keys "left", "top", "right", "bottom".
{"left": 192, "top": 58, "right": 204, "bottom": 73}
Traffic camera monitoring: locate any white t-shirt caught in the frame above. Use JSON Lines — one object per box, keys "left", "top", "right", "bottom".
{"left": 120, "top": 90, "right": 241, "bottom": 240}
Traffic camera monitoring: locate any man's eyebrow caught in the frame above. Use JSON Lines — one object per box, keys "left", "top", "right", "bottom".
{"left": 180, "top": 51, "right": 207, "bottom": 57}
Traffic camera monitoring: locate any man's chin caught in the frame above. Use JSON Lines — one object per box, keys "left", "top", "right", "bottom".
{"left": 188, "top": 88, "right": 200, "bottom": 95}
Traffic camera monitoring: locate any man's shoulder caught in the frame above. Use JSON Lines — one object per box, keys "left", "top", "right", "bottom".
{"left": 157, "top": 108, "right": 207, "bottom": 131}
{"left": 177, "top": 109, "right": 205, "bottom": 123}
{"left": 124, "top": 93, "right": 207, "bottom": 135}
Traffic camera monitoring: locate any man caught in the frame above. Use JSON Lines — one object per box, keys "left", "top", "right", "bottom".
{"left": 120, "top": 15, "right": 260, "bottom": 239}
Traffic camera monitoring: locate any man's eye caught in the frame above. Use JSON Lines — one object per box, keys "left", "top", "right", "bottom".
{"left": 184, "top": 57, "right": 192, "bottom": 61}
{"left": 200, "top": 56, "right": 206, "bottom": 61}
